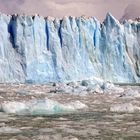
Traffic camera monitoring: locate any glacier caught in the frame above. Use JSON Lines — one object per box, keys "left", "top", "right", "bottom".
{"left": 0, "top": 13, "right": 139, "bottom": 83}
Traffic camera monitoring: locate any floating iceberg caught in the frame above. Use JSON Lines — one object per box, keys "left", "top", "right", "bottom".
{"left": 1, "top": 99, "right": 87, "bottom": 115}
{"left": 110, "top": 103, "right": 140, "bottom": 113}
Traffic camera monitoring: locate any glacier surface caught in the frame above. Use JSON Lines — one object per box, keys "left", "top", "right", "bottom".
{"left": 0, "top": 13, "right": 139, "bottom": 83}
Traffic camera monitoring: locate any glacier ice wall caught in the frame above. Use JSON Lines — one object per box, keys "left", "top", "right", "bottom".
{"left": 0, "top": 13, "right": 139, "bottom": 83}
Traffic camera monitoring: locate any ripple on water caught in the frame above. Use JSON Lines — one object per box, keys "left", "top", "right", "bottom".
{"left": 0, "top": 85, "right": 140, "bottom": 139}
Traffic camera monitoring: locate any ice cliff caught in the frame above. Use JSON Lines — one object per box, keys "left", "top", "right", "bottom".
{"left": 0, "top": 13, "right": 139, "bottom": 83}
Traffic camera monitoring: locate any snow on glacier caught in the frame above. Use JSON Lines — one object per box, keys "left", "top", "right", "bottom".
{"left": 0, "top": 13, "right": 139, "bottom": 83}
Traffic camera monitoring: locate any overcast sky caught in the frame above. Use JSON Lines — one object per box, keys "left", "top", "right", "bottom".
{"left": 0, "top": 0, "right": 139, "bottom": 21}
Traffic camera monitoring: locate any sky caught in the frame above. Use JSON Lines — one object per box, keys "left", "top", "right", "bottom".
{"left": 0, "top": 0, "right": 139, "bottom": 21}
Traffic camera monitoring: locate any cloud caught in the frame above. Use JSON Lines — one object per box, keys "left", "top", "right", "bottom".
{"left": 0, "top": 0, "right": 139, "bottom": 21}
{"left": 0, "top": 0, "right": 25, "bottom": 14}
{"left": 120, "top": 3, "right": 140, "bottom": 21}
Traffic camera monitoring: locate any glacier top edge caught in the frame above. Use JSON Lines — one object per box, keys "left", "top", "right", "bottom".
{"left": 0, "top": 12, "right": 139, "bottom": 25}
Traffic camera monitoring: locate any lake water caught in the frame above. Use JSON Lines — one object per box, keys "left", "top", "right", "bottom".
{"left": 0, "top": 84, "right": 140, "bottom": 140}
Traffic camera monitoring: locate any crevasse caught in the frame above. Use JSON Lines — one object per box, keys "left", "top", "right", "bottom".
{"left": 0, "top": 13, "right": 139, "bottom": 83}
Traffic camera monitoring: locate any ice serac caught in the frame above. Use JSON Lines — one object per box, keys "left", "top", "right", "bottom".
{"left": 0, "top": 14, "right": 25, "bottom": 83}
{"left": 100, "top": 13, "right": 138, "bottom": 83}
{"left": 0, "top": 13, "right": 139, "bottom": 83}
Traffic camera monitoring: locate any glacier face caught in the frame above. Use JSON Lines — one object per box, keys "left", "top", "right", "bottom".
{"left": 0, "top": 13, "right": 139, "bottom": 83}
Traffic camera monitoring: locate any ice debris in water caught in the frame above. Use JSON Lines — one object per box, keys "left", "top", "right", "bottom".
{"left": 101, "top": 83, "right": 124, "bottom": 94}
{"left": 1, "top": 99, "right": 87, "bottom": 115}
{"left": 52, "top": 79, "right": 124, "bottom": 95}
{"left": 110, "top": 103, "right": 140, "bottom": 113}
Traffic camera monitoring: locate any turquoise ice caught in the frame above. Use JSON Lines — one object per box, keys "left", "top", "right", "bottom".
{"left": 0, "top": 13, "right": 139, "bottom": 83}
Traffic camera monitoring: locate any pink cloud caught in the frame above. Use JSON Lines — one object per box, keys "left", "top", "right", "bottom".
{"left": 121, "top": 4, "right": 140, "bottom": 21}
{"left": 0, "top": 0, "right": 139, "bottom": 21}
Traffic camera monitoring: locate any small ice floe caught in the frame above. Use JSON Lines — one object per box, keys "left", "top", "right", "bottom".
{"left": 16, "top": 90, "right": 30, "bottom": 96}
{"left": 101, "top": 83, "right": 124, "bottom": 94}
{"left": 81, "top": 80, "right": 124, "bottom": 94}
{"left": 81, "top": 80, "right": 103, "bottom": 93}
{"left": 110, "top": 103, "right": 140, "bottom": 113}
{"left": 0, "top": 127, "right": 21, "bottom": 134}
{"left": 50, "top": 82, "right": 88, "bottom": 96}
{"left": 1, "top": 99, "right": 87, "bottom": 115}
{"left": 1, "top": 102, "right": 28, "bottom": 114}
{"left": 120, "top": 89, "right": 140, "bottom": 98}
